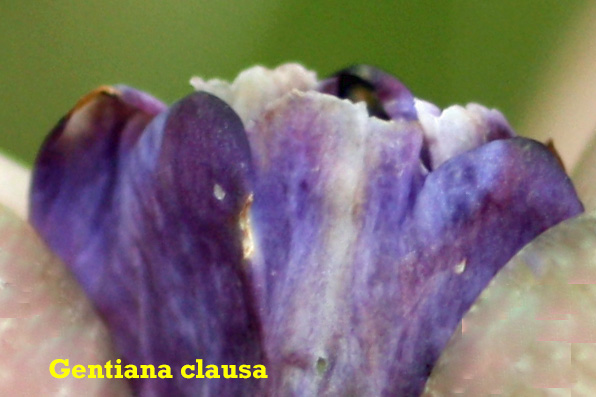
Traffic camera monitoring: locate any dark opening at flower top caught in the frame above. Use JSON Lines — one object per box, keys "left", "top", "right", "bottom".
{"left": 29, "top": 64, "right": 583, "bottom": 395}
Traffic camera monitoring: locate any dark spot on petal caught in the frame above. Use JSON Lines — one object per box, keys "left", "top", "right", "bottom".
{"left": 316, "top": 357, "right": 328, "bottom": 376}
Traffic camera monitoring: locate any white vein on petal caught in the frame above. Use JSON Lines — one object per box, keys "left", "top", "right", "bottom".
{"left": 246, "top": 90, "right": 422, "bottom": 393}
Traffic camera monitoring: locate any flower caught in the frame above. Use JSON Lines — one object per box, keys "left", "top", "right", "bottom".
{"left": 29, "top": 64, "right": 583, "bottom": 395}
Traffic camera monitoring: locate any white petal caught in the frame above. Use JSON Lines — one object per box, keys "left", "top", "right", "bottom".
{"left": 415, "top": 101, "right": 514, "bottom": 169}
{"left": 190, "top": 63, "right": 317, "bottom": 126}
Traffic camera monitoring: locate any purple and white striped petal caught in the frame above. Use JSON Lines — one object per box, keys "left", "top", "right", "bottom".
{"left": 245, "top": 90, "right": 582, "bottom": 395}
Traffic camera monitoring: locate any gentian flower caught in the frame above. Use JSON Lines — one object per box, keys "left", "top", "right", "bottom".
{"left": 24, "top": 64, "right": 585, "bottom": 395}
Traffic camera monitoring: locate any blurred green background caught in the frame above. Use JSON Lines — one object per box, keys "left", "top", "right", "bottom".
{"left": 0, "top": 1, "right": 588, "bottom": 164}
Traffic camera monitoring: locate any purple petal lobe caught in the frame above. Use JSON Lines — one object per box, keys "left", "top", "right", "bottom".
{"left": 30, "top": 86, "right": 166, "bottom": 268}
{"left": 395, "top": 138, "right": 583, "bottom": 393}
{"left": 246, "top": 92, "right": 583, "bottom": 395}
{"left": 31, "top": 89, "right": 263, "bottom": 395}
{"left": 319, "top": 65, "right": 418, "bottom": 121}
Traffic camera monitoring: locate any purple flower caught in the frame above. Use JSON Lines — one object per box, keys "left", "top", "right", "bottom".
{"left": 29, "top": 64, "right": 583, "bottom": 395}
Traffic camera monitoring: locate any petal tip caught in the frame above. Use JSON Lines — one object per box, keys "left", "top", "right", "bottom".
{"left": 67, "top": 85, "right": 120, "bottom": 117}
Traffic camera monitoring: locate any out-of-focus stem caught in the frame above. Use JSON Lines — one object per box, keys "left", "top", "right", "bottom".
{"left": 521, "top": 2, "right": 596, "bottom": 171}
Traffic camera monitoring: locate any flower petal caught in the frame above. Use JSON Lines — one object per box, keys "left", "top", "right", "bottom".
{"left": 246, "top": 91, "right": 583, "bottom": 395}
{"left": 190, "top": 63, "right": 317, "bottom": 126}
{"left": 416, "top": 102, "right": 516, "bottom": 169}
{"left": 30, "top": 89, "right": 264, "bottom": 395}
{"left": 320, "top": 65, "right": 516, "bottom": 172}
{"left": 30, "top": 85, "right": 166, "bottom": 269}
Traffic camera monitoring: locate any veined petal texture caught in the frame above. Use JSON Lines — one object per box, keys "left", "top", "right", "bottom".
{"left": 246, "top": 90, "right": 582, "bottom": 395}
{"left": 29, "top": 64, "right": 584, "bottom": 396}
{"left": 31, "top": 87, "right": 264, "bottom": 395}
